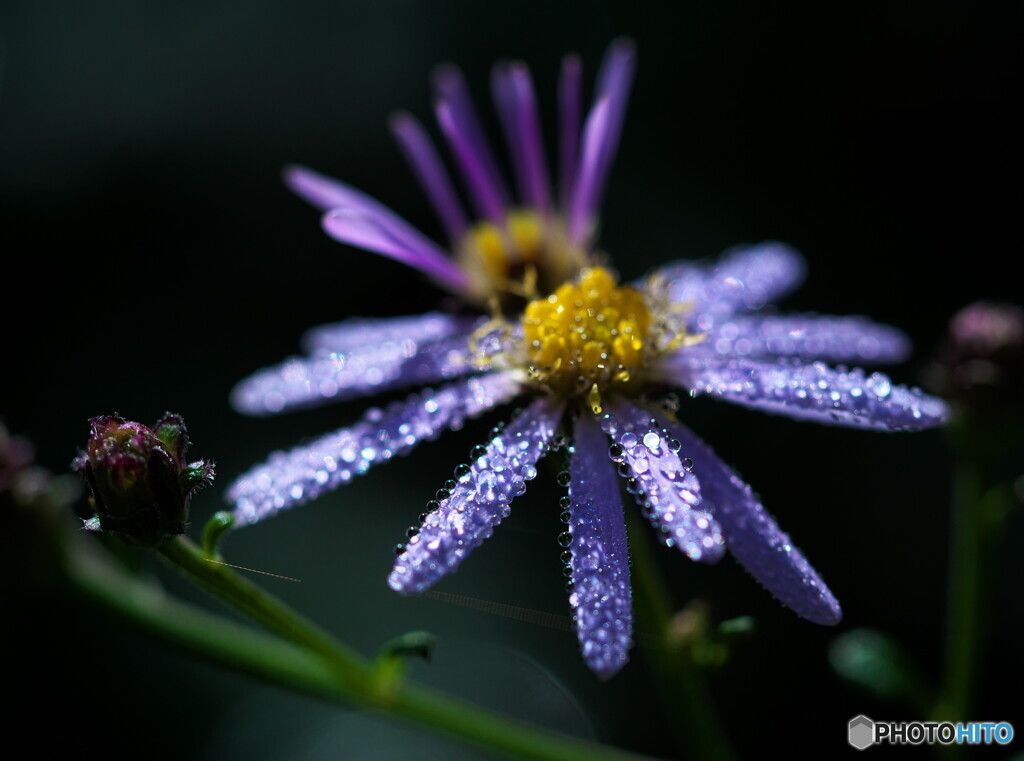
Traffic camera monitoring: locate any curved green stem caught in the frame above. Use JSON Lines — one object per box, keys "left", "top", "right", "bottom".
{"left": 61, "top": 523, "right": 661, "bottom": 761}
{"left": 937, "top": 477, "right": 1012, "bottom": 720}
{"left": 158, "top": 535, "right": 369, "bottom": 689}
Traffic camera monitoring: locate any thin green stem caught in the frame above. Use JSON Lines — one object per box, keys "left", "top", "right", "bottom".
{"left": 66, "top": 533, "right": 353, "bottom": 703}
{"left": 934, "top": 415, "right": 1016, "bottom": 759}
{"left": 61, "top": 523, "right": 661, "bottom": 761}
{"left": 938, "top": 477, "right": 1010, "bottom": 718}
{"left": 626, "top": 511, "right": 737, "bottom": 761}
{"left": 158, "top": 535, "right": 368, "bottom": 689}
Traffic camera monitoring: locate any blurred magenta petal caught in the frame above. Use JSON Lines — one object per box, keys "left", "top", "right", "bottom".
{"left": 321, "top": 207, "right": 469, "bottom": 290}
{"left": 390, "top": 112, "right": 469, "bottom": 242}
{"left": 492, "top": 62, "right": 551, "bottom": 214}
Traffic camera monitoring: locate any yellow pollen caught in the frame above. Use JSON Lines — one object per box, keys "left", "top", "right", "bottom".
{"left": 520, "top": 267, "right": 652, "bottom": 399}
{"left": 458, "top": 209, "right": 588, "bottom": 306}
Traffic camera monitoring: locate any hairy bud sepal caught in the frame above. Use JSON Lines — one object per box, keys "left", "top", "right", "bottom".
{"left": 74, "top": 413, "right": 214, "bottom": 547}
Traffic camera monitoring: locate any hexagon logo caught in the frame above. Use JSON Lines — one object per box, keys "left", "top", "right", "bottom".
{"left": 849, "top": 715, "right": 875, "bottom": 750}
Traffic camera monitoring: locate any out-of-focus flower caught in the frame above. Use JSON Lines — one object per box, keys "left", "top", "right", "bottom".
{"left": 227, "top": 43, "right": 948, "bottom": 679}
{"left": 925, "top": 301, "right": 1024, "bottom": 410}
{"left": 74, "top": 414, "right": 214, "bottom": 547}
{"left": 280, "top": 39, "right": 635, "bottom": 309}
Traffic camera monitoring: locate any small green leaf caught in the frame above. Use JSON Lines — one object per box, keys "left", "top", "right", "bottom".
{"left": 829, "top": 628, "right": 931, "bottom": 711}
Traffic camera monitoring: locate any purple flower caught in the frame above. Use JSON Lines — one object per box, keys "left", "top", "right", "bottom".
{"left": 227, "top": 43, "right": 948, "bottom": 680}
{"left": 280, "top": 40, "right": 635, "bottom": 309}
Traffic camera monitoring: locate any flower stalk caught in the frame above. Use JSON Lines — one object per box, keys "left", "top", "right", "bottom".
{"left": 72, "top": 525, "right": 659, "bottom": 761}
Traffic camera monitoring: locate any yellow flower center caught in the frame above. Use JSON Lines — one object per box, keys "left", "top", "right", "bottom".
{"left": 457, "top": 209, "right": 588, "bottom": 306}
{"left": 520, "top": 267, "right": 652, "bottom": 411}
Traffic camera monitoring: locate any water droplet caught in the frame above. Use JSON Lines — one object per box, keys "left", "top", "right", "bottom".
{"left": 643, "top": 432, "right": 661, "bottom": 450}
{"left": 867, "top": 372, "right": 892, "bottom": 398}
{"left": 558, "top": 531, "right": 573, "bottom": 547}
{"left": 556, "top": 470, "right": 572, "bottom": 487}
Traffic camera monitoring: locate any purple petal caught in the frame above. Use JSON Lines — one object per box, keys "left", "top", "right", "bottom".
{"left": 567, "top": 412, "right": 633, "bottom": 680}
{"left": 604, "top": 402, "right": 725, "bottom": 563}
{"left": 492, "top": 62, "right": 551, "bottom": 214}
{"left": 228, "top": 372, "right": 523, "bottom": 526}
{"left": 653, "top": 242, "right": 807, "bottom": 326}
{"left": 433, "top": 66, "right": 510, "bottom": 223}
{"left": 557, "top": 54, "right": 582, "bottom": 209}
{"left": 283, "top": 165, "right": 469, "bottom": 291}
{"left": 390, "top": 112, "right": 469, "bottom": 242}
{"left": 301, "top": 312, "right": 479, "bottom": 354}
{"left": 285, "top": 163, "right": 428, "bottom": 228}
{"left": 675, "top": 357, "right": 950, "bottom": 431}
{"left": 231, "top": 325, "right": 483, "bottom": 417}
{"left": 321, "top": 208, "right": 469, "bottom": 291}
{"left": 566, "top": 97, "right": 611, "bottom": 245}
{"left": 593, "top": 37, "right": 636, "bottom": 152}
{"left": 567, "top": 39, "right": 636, "bottom": 245}
{"left": 664, "top": 420, "right": 842, "bottom": 625}
{"left": 389, "top": 397, "right": 562, "bottom": 595}
{"left": 684, "top": 313, "right": 912, "bottom": 364}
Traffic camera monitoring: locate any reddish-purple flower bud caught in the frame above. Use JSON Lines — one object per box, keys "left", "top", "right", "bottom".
{"left": 927, "top": 301, "right": 1024, "bottom": 412}
{"left": 74, "top": 413, "right": 214, "bottom": 547}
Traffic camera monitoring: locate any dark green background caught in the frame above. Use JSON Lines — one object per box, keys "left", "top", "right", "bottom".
{"left": 3, "top": 2, "right": 1020, "bottom": 759}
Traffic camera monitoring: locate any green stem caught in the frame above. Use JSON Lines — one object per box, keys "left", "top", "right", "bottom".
{"left": 67, "top": 533, "right": 354, "bottom": 703}
{"left": 158, "top": 535, "right": 368, "bottom": 689}
{"left": 627, "top": 512, "right": 737, "bottom": 761}
{"left": 938, "top": 477, "right": 1010, "bottom": 719}
{"left": 934, "top": 415, "right": 1016, "bottom": 759}
{"left": 63, "top": 525, "right": 661, "bottom": 761}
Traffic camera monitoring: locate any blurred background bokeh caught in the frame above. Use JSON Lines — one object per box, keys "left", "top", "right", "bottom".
{"left": 3, "top": 2, "right": 1021, "bottom": 759}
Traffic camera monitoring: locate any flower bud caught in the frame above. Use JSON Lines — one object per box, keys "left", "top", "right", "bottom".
{"left": 926, "top": 301, "right": 1024, "bottom": 414}
{"left": 74, "top": 413, "right": 214, "bottom": 546}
